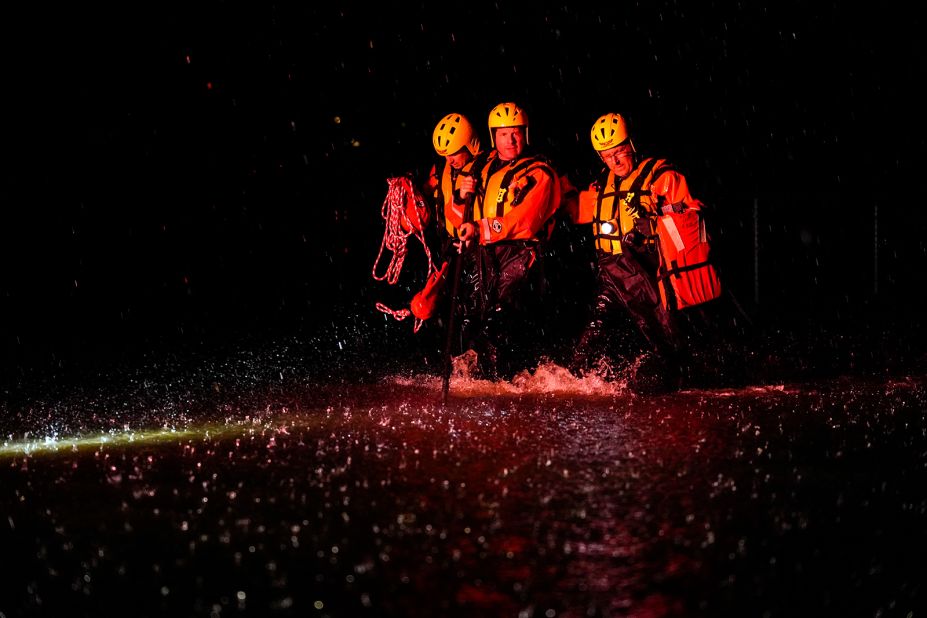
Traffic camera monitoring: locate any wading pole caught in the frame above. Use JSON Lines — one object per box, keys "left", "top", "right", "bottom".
{"left": 441, "top": 184, "right": 477, "bottom": 405}
{"left": 441, "top": 250, "right": 464, "bottom": 405}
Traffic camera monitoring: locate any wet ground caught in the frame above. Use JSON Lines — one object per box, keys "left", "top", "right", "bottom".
{"left": 2, "top": 318, "right": 927, "bottom": 617}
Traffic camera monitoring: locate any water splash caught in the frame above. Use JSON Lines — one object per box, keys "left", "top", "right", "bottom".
{"left": 390, "top": 353, "right": 629, "bottom": 400}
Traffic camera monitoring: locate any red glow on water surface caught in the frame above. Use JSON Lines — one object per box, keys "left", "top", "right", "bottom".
{"left": 3, "top": 352, "right": 924, "bottom": 618}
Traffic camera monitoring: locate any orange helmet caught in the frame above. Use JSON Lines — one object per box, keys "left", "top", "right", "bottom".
{"left": 432, "top": 113, "right": 481, "bottom": 157}
{"left": 590, "top": 113, "right": 633, "bottom": 152}
{"left": 488, "top": 102, "right": 529, "bottom": 147}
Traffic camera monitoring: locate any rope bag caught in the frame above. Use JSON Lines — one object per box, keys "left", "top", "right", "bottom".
{"left": 372, "top": 176, "right": 436, "bottom": 332}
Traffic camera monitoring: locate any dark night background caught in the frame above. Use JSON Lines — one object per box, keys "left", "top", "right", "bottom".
{"left": 2, "top": 2, "right": 925, "bottom": 382}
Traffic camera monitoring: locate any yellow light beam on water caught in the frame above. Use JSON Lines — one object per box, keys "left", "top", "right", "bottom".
{"left": 0, "top": 423, "right": 245, "bottom": 459}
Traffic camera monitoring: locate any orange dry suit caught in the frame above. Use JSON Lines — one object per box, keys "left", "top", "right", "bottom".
{"left": 449, "top": 149, "right": 563, "bottom": 378}
{"left": 566, "top": 157, "right": 702, "bottom": 371}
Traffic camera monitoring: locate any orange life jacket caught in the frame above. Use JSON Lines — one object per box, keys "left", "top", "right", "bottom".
{"left": 655, "top": 209, "right": 722, "bottom": 310}
{"left": 462, "top": 151, "right": 560, "bottom": 243}
{"left": 585, "top": 158, "right": 669, "bottom": 255}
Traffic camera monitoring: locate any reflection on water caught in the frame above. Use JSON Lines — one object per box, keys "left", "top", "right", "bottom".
{"left": 1, "top": 343, "right": 926, "bottom": 617}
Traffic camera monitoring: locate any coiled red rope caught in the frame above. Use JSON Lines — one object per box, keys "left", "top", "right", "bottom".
{"left": 372, "top": 177, "right": 436, "bottom": 332}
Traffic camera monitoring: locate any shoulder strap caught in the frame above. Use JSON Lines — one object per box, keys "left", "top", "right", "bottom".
{"left": 499, "top": 154, "right": 552, "bottom": 188}
{"left": 629, "top": 157, "right": 660, "bottom": 194}
{"left": 468, "top": 150, "right": 492, "bottom": 179}
{"left": 596, "top": 167, "right": 611, "bottom": 192}
{"left": 492, "top": 154, "right": 555, "bottom": 209}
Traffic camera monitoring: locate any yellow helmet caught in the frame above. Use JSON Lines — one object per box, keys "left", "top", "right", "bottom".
{"left": 432, "top": 113, "right": 481, "bottom": 157}
{"left": 488, "top": 102, "right": 529, "bottom": 147}
{"left": 590, "top": 113, "right": 632, "bottom": 152}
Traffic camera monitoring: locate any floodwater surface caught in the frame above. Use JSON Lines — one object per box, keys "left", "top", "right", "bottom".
{"left": 2, "top": 344, "right": 926, "bottom": 617}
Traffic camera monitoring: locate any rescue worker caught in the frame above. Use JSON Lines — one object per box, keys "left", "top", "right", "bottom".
{"left": 388, "top": 113, "right": 486, "bottom": 326}
{"left": 426, "top": 112, "right": 486, "bottom": 253}
{"left": 453, "top": 101, "right": 564, "bottom": 379}
{"left": 566, "top": 112, "right": 706, "bottom": 392}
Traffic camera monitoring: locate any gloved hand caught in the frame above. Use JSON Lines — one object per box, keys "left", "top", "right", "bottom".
{"left": 621, "top": 230, "right": 644, "bottom": 247}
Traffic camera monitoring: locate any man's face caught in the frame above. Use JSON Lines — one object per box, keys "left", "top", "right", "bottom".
{"left": 494, "top": 127, "right": 526, "bottom": 161}
{"left": 600, "top": 143, "right": 634, "bottom": 177}
{"left": 446, "top": 149, "right": 472, "bottom": 170}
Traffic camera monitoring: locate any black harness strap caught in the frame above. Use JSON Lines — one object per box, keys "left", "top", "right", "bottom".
{"left": 493, "top": 155, "right": 553, "bottom": 211}
{"left": 619, "top": 158, "right": 660, "bottom": 219}
{"left": 660, "top": 259, "right": 713, "bottom": 280}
